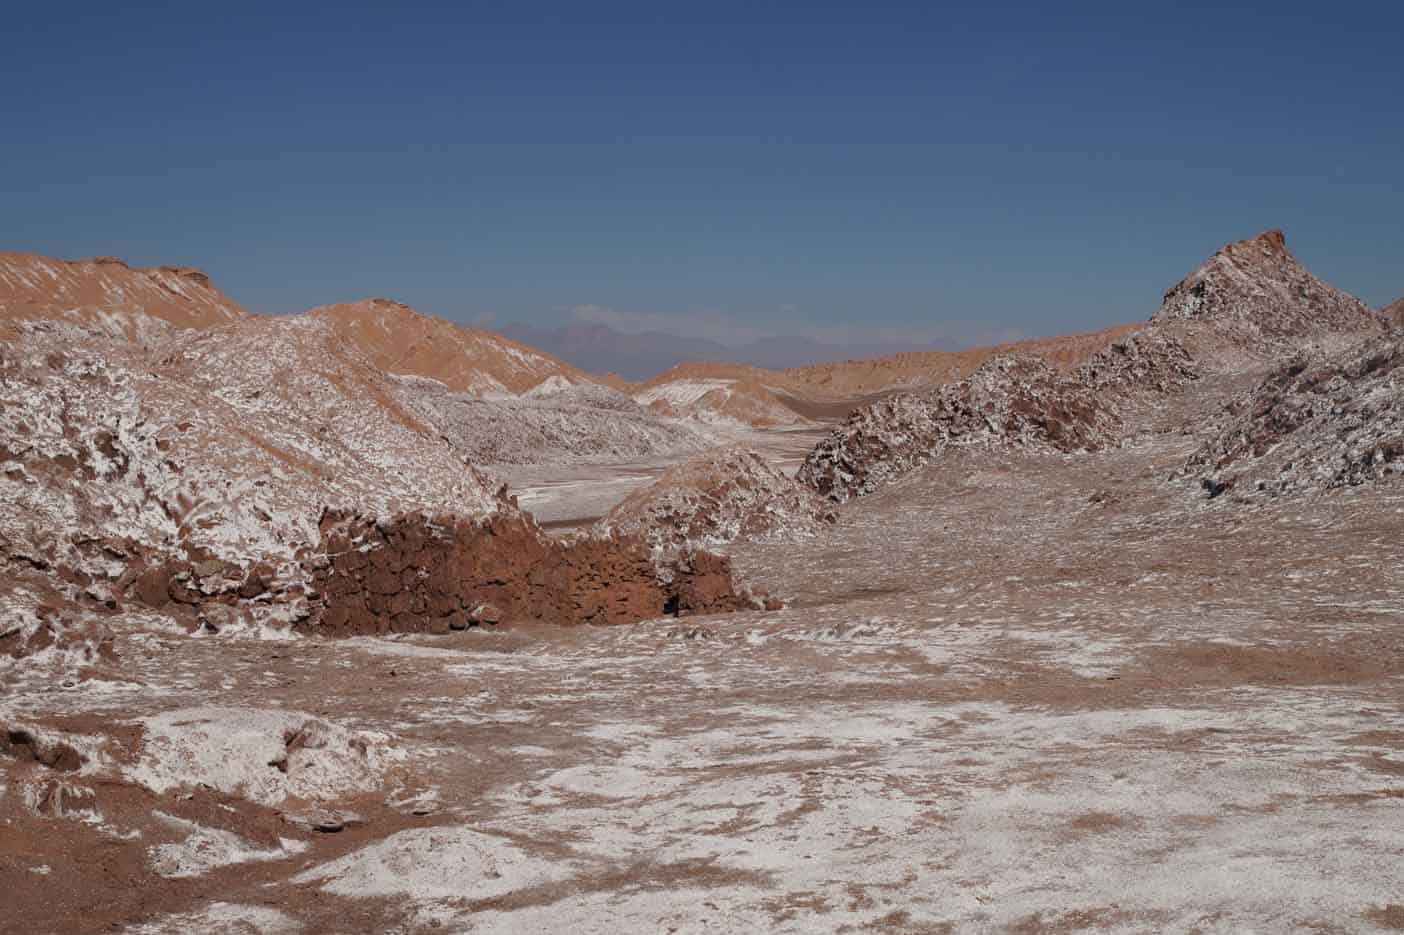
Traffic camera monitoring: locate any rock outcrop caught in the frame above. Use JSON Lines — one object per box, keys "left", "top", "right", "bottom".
{"left": 1184, "top": 337, "right": 1404, "bottom": 498}
{"left": 797, "top": 230, "right": 1384, "bottom": 504}
{"left": 1, "top": 292, "right": 768, "bottom": 645}
{"left": 598, "top": 446, "right": 836, "bottom": 554}
{"left": 799, "top": 355, "right": 1120, "bottom": 503}
{"left": 1381, "top": 297, "right": 1404, "bottom": 330}
{"left": 0, "top": 317, "right": 503, "bottom": 631}
{"left": 0, "top": 573, "right": 118, "bottom": 675}
{"left": 1151, "top": 229, "right": 1382, "bottom": 363}
{"left": 308, "top": 509, "right": 761, "bottom": 635}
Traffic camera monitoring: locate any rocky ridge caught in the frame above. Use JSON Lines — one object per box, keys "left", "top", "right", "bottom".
{"left": 597, "top": 446, "right": 836, "bottom": 556}
{"left": 798, "top": 354, "right": 1122, "bottom": 503}
{"left": 779, "top": 323, "right": 1140, "bottom": 396}
{"left": 798, "top": 230, "right": 1381, "bottom": 503}
{"left": 307, "top": 299, "right": 595, "bottom": 395}
{"left": 0, "top": 253, "right": 246, "bottom": 341}
{"left": 1184, "top": 338, "right": 1404, "bottom": 498}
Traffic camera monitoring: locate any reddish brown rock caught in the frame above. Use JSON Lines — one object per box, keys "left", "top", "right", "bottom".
{"left": 306, "top": 508, "right": 760, "bottom": 635}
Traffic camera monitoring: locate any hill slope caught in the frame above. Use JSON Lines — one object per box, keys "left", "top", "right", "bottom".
{"left": 0, "top": 316, "right": 504, "bottom": 625}
{"left": 0, "top": 253, "right": 246, "bottom": 340}
{"left": 307, "top": 299, "right": 596, "bottom": 394}
{"left": 628, "top": 325, "right": 1139, "bottom": 427}
{"left": 778, "top": 323, "right": 1140, "bottom": 396}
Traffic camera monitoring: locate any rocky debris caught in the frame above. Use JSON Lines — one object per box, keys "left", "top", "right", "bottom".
{"left": 290, "top": 825, "right": 565, "bottom": 901}
{"left": 117, "top": 902, "right": 304, "bottom": 934}
{"left": 799, "top": 354, "right": 1120, "bottom": 502}
{"left": 307, "top": 298, "right": 594, "bottom": 394}
{"left": 398, "top": 373, "right": 715, "bottom": 466}
{"left": 1381, "top": 297, "right": 1404, "bottom": 330}
{"left": 308, "top": 509, "right": 765, "bottom": 635}
{"left": 597, "top": 446, "right": 836, "bottom": 555}
{"left": 282, "top": 808, "right": 367, "bottom": 834}
{"left": 1184, "top": 336, "right": 1404, "bottom": 498}
{"left": 1150, "top": 229, "right": 1382, "bottom": 363}
{"left": 0, "top": 252, "right": 246, "bottom": 341}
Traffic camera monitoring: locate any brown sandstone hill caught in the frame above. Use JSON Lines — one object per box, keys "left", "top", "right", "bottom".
{"left": 779, "top": 323, "right": 1140, "bottom": 396}
{"left": 307, "top": 298, "right": 596, "bottom": 394}
{"left": 627, "top": 326, "right": 1140, "bottom": 427}
{"left": 0, "top": 252, "right": 247, "bottom": 340}
{"left": 631, "top": 361, "right": 814, "bottom": 428}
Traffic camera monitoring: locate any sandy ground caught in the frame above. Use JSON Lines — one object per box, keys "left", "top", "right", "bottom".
{"left": 4, "top": 414, "right": 1404, "bottom": 934}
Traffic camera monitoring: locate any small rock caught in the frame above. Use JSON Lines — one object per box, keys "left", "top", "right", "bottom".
{"left": 469, "top": 603, "right": 503, "bottom": 625}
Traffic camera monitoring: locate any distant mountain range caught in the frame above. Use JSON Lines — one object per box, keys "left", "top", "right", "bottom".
{"left": 499, "top": 321, "right": 960, "bottom": 381}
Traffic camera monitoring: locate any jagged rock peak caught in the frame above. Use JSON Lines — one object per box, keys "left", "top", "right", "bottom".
{"left": 1150, "top": 228, "right": 1379, "bottom": 351}
{"left": 1238, "top": 227, "right": 1287, "bottom": 255}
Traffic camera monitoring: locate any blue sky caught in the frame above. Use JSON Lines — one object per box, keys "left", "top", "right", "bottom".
{"left": 4, "top": 0, "right": 1401, "bottom": 346}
